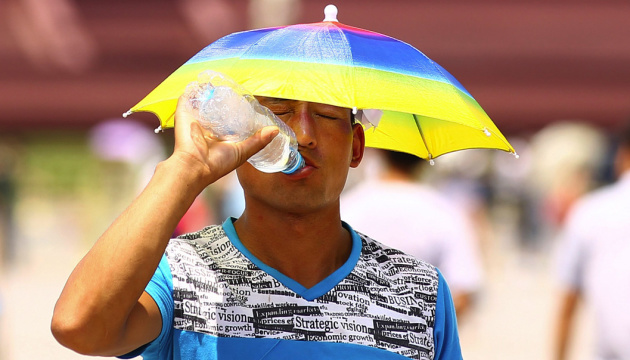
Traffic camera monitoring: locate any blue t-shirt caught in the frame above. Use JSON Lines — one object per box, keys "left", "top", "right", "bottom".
{"left": 125, "top": 219, "right": 462, "bottom": 360}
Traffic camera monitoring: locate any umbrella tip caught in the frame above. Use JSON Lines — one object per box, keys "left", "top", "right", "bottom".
{"left": 122, "top": 110, "right": 132, "bottom": 118}
{"left": 324, "top": 4, "right": 338, "bottom": 22}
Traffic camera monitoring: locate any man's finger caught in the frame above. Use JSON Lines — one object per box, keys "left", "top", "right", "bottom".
{"left": 238, "top": 126, "right": 279, "bottom": 161}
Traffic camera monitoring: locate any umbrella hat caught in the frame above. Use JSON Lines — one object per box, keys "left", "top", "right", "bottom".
{"left": 125, "top": 4, "right": 516, "bottom": 161}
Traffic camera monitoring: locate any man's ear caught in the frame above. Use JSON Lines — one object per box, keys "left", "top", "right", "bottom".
{"left": 350, "top": 123, "right": 365, "bottom": 168}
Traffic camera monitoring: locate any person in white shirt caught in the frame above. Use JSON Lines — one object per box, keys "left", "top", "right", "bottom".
{"left": 554, "top": 121, "right": 630, "bottom": 360}
{"left": 341, "top": 149, "right": 483, "bottom": 318}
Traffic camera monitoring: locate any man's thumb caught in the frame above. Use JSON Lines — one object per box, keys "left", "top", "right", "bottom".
{"left": 259, "top": 126, "right": 280, "bottom": 143}
{"left": 240, "top": 126, "right": 280, "bottom": 160}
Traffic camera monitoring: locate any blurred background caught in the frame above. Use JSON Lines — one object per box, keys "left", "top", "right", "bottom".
{"left": 0, "top": 0, "right": 629, "bottom": 359}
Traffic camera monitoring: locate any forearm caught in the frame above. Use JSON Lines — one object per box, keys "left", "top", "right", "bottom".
{"left": 554, "top": 290, "right": 579, "bottom": 360}
{"left": 52, "top": 155, "right": 207, "bottom": 351}
{"left": 452, "top": 292, "right": 471, "bottom": 319}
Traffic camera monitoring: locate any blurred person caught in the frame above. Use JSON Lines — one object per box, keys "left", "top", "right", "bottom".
{"left": 51, "top": 95, "right": 462, "bottom": 359}
{"left": 0, "top": 138, "right": 19, "bottom": 267}
{"left": 248, "top": 0, "right": 302, "bottom": 28}
{"left": 0, "top": 137, "right": 21, "bottom": 360}
{"left": 527, "top": 121, "right": 607, "bottom": 244}
{"left": 423, "top": 150, "right": 495, "bottom": 261}
{"left": 554, "top": 121, "right": 630, "bottom": 360}
{"left": 0, "top": 139, "right": 18, "bottom": 360}
{"left": 484, "top": 137, "right": 549, "bottom": 257}
{"left": 341, "top": 149, "right": 483, "bottom": 318}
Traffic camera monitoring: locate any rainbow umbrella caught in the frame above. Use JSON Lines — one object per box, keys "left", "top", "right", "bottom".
{"left": 125, "top": 5, "right": 516, "bottom": 162}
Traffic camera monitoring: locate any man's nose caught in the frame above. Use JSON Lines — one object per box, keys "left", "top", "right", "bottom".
{"left": 287, "top": 106, "right": 317, "bottom": 148}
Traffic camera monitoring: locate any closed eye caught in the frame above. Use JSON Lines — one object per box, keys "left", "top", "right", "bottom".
{"left": 317, "top": 114, "right": 339, "bottom": 120}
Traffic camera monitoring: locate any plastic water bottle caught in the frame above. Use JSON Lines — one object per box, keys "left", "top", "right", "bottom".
{"left": 185, "top": 70, "right": 304, "bottom": 174}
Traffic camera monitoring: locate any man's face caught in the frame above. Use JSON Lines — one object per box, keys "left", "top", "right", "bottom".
{"left": 236, "top": 97, "right": 365, "bottom": 215}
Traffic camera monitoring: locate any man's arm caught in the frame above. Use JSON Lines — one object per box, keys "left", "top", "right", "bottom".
{"left": 51, "top": 96, "right": 278, "bottom": 356}
{"left": 554, "top": 288, "right": 580, "bottom": 360}
{"left": 451, "top": 292, "right": 471, "bottom": 319}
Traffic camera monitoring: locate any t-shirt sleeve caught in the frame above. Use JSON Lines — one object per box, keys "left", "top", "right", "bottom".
{"left": 433, "top": 268, "right": 463, "bottom": 360}
{"left": 118, "top": 254, "right": 174, "bottom": 359}
{"left": 555, "top": 200, "right": 590, "bottom": 291}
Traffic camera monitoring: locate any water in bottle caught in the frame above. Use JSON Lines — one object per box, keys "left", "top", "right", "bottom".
{"left": 185, "top": 70, "right": 304, "bottom": 174}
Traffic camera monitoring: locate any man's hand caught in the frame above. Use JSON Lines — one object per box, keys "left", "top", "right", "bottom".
{"left": 170, "top": 94, "right": 279, "bottom": 187}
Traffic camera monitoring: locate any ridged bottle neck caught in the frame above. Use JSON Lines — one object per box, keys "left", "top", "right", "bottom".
{"left": 281, "top": 151, "right": 305, "bottom": 174}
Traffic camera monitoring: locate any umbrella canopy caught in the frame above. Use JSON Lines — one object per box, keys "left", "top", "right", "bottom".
{"left": 125, "top": 5, "right": 516, "bottom": 161}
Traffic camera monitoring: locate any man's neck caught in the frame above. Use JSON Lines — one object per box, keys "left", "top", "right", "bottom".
{"left": 381, "top": 167, "right": 414, "bottom": 182}
{"left": 233, "top": 204, "right": 352, "bottom": 289}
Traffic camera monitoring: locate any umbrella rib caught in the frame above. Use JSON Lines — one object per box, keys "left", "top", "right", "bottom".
{"left": 332, "top": 24, "right": 357, "bottom": 107}
{"left": 413, "top": 114, "right": 432, "bottom": 160}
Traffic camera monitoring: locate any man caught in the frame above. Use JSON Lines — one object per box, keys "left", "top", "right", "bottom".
{"left": 341, "top": 149, "right": 483, "bottom": 318}
{"left": 554, "top": 121, "right": 630, "bottom": 360}
{"left": 51, "top": 94, "right": 462, "bottom": 359}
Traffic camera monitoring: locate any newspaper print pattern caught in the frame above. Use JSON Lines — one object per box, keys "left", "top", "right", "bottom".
{"left": 169, "top": 225, "right": 438, "bottom": 360}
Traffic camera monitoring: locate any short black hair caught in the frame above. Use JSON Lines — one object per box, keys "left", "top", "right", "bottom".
{"left": 618, "top": 119, "right": 630, "bottom": 148}
{"left": 382, "top": 149, "right": 422, "bottom": 175}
